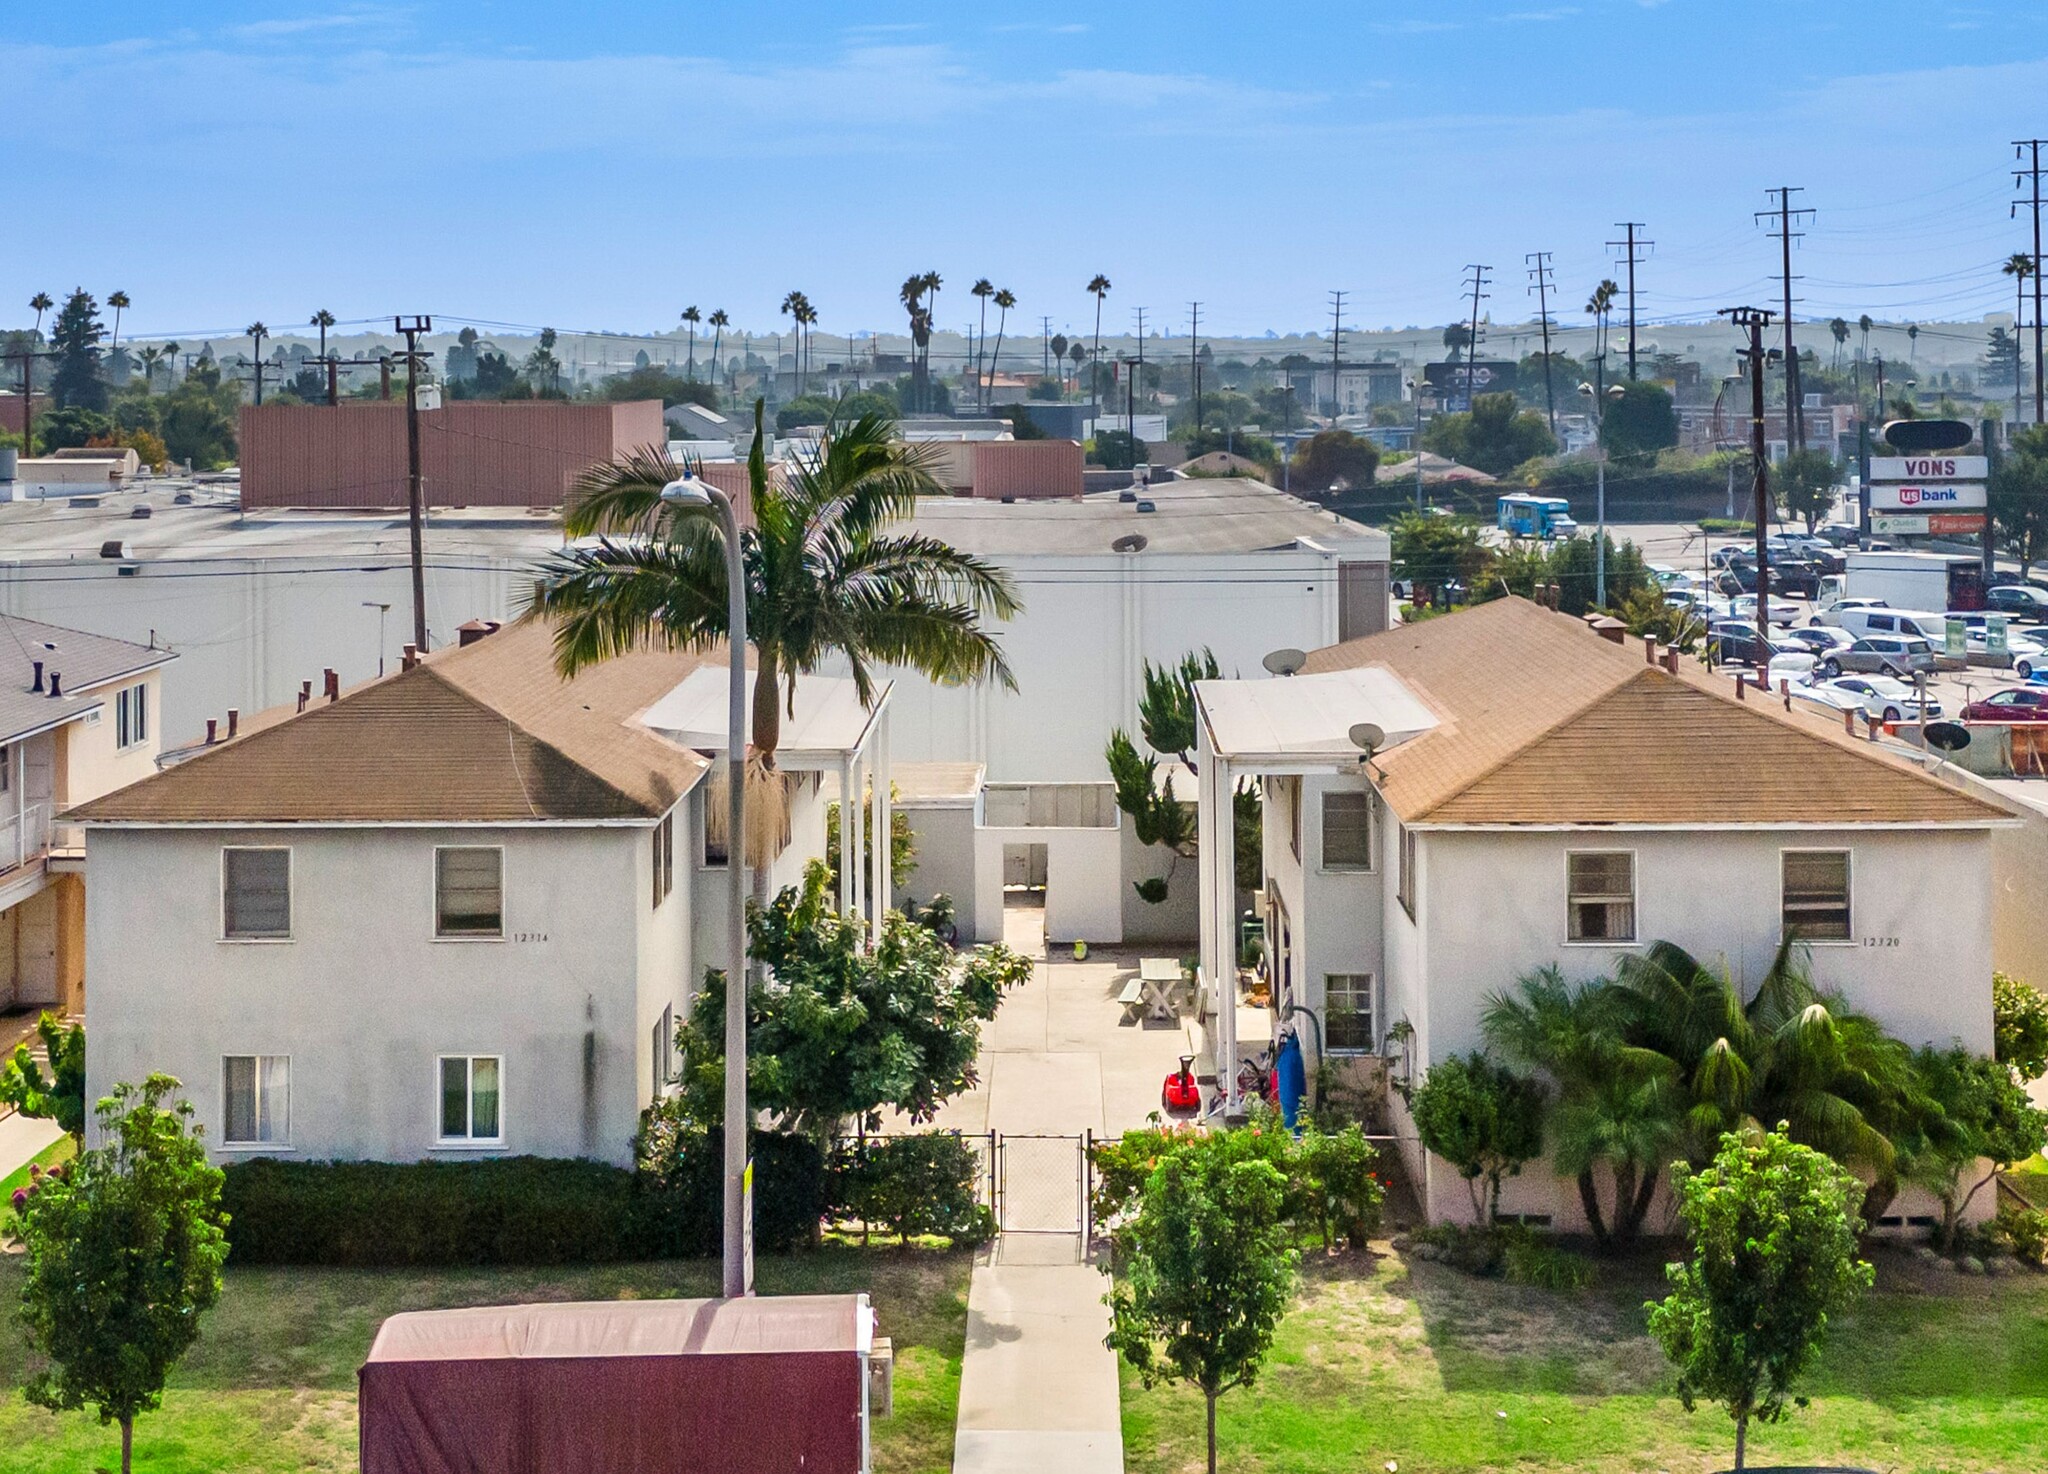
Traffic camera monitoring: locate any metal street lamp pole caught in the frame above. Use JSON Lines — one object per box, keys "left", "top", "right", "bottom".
{"left": 662, "top": 474, "right": 752, "bottom": 1299}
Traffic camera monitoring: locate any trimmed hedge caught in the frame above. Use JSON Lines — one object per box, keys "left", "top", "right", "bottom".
{"left": 830, "top": 1134, "right": 994, "bottom": 1247}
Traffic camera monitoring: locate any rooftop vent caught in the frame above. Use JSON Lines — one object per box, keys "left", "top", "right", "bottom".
{"left": 1135, "top": 499, "right": 1156, "bottom": 513}
{"left": 99, "top": 540, "right": 128, "bottom": 560}
{"left": 1111, "top": 533, "right": 1148, "bottom": 554}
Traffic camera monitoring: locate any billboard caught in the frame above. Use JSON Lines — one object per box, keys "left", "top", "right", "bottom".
{"left": 1424, "top": 359, "right": 1519, "bottom": 412}
{"left": 1867, "top": 482, "right": 1987, "bottom": 512}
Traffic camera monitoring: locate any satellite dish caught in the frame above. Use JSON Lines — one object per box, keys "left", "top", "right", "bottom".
{"left": 1262, "top": 648, "right": 1307, "bottom": 677}
{"left": 1882, "top": 418, "right": 1973, "bottom": 453}
{"left": 1349, "top": 721, "right": 1386, "bottom": 755}
{"left": 1924, "top": 721, "right": 1971, "bottom": 753}
{"left": 1111, "top": 533, "right": 1149, "bottom": 553}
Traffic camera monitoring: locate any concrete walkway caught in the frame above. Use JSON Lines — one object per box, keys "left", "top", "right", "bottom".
{"left": 0, "top": 1110, "right": 64, "bottom": 1182}
{"left": 948, "top": 902, "right": 1191, "bottom": 1474}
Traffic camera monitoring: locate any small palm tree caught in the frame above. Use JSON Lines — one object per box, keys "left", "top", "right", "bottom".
{"left": 310, "top": 308, "right": 336, "bottom": 363}
{"left": 707, "top": 308, "right": 729, "bottom": 385}
{"left": 29, "top": 291, "right": 53, "bottom": 339}
{"left": 681, "top": 305, "right": 701, "bottom": 380}
{"left": 1087, "top": 275, "right": 1112, "bottom": 413}
{"left": 1906, "top": 322, "right": 1919, "bottom": 363}
{"left": 136, "top": 345, "right": 163, "bottom": 389}
{"left": 1050, "top": 332, "right": 1069, "bottom": 389}
{"left": 1858, "top": 312, "right": 1874, "bottom": 364}
{"left": 988, "top": 288, "right": 1016, "bottom": 409}
{"left": 107, "top": 290, "right": 131, "bottom": 356}
{"left": 1829, "top": 317, "right": 1849, "bottom": 372}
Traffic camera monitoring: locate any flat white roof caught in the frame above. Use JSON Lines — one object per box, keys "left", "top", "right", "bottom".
{"left": 1196, "top": 667, "right": 1438, "bottom": 768}
{"left": 638, "top": 668, "right": 886, "bottom": 769}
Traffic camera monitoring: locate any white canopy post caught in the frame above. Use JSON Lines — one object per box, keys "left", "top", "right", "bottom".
{"left": 1196, "top": 715, "right": 1238, "bottom": 1113}
{"left": 838, "top": 755, "right": 856, "bottom": 919}
{"left": 871, "top": 708, "right": 891, "bottom": 926}
{"left": 848, "top": 750, "right": 866, "bottom": 938}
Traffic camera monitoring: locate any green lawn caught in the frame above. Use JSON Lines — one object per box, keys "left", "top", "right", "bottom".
{"left": 1120, "top": 1244, "right": 2048, "bottom": 1474}
{"left": 2008, "top": 1154, "right": 2048, "bottom": 1210}
{"left": 0, "top": 1135, "right": 74, "bottom": 1244}
{"left": 0, "top": 1246, "right": 972, "bottom": 1474}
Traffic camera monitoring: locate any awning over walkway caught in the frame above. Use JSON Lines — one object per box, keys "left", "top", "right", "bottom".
{"left": 1195, "top": 666, "right": 1438, "bottom": 769}
{"left": 638, "top": 667, "right": 887, "bottom": 771}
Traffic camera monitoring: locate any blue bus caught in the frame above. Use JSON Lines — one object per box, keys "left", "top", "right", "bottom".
{"left": 1497, "top": 493, "right": 1579, "bottom": 540}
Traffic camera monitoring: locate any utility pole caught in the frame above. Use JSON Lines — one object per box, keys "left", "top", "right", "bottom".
{"left": 1460, "top": 265, "right": 1492, "bottom": 411}
{"left": 394, "top": 315, "right": 433, "bottom": 653}
{"left": 1607, "top": 222, "right": 1652, "bottom": 380}
{"left": 1132, "top": 307, "right": 1148, "bottom": 426}
{"left": 1188, "top": 301, "right": 1203, "bottom": 431}
{"left": 1041, "top": 315, "right": 1052, "bottom": 380}
{"left": 5, "top": 349, "right": 55, "bottom": 456}
{"left": 1327, "top": 289, "right": 1346, "bottom": 419}
{"left": 1722, "top": 306, "right": 1776, "bottom": 596}
{"left": 2015, "top": 140, "right": 2047, "bottom": 424}
{"left": 1756, "top": 188, "right": 1813, "bottom": 449}
{"left": 1527, "top": 250, "right": 1558, "bottom": 434}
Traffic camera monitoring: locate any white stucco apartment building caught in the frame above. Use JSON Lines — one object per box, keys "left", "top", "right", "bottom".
{"left": 0, "top": 616, "right": 175, "bottom": 1016}
{"left": 72, "top": 619, "right": 894, "bottom": 1167}
{"left": 1192, "top": 597, "right": 2016, "bottom": 1229}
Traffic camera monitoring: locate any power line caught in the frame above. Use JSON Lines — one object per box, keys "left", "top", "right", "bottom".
{"left": 2015, "top": 139, "right": 2047, "bottom": 425}
{"left": 1606, "top": 223, "right": 1653, "bottom": 380}
{"left": 1755, "top": 188, "right": 1814, "bottom": 449}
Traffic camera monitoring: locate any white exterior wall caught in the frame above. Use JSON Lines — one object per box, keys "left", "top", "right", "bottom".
{"left": 875, "top": 550, "right": 1349, "bottom": 783}
{"left": 687, "top": 777, "right": 831, "bottom": 978}
{"left": 1261, "top": 773, "right": 1388, "bottom": 1077}
{"left": 971, "top": 823, "right": 1122, "bottom": 945}
{"left": 62, "top": 668, "right": 166, "bottom": 806}
{"left": 84, "top": 822, "right": 678, "bottom": 1166}
{"left": 893, "top": 802, "right": 978, "bottom": 940}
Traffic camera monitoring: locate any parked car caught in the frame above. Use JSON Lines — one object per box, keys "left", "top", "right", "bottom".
{"left": 1835, "top": 608, "right": 1948, "bottom": 643}
{"left": 1987, "top": 584, "right": 2048, "bottom": 619}
{"left": 1708, "top": 622, "right": 1805, "bottom": 669}
{"left": 1821, "top": 675, "right": 1942, "bottom": 724}
{"left": 1725, "top": 593, "right": 1802, "bottom": 625}
{"left": 1785, "top": 679, "right": 1867, "bottom": 718}
{"left": 1817, "top": 523, "right": 1861, "bottom": 547}
{"left": 1782, "top": 626, "right": 1854, "bottom": 656}
{"left": 1817, "top": 636, "right": 1938, "bottom": 678}
{"left": 1962, "top": 631, "right": 2043, "bottom": 679}
{"left": 1961, "top": 686, "right": 2048, "bottom": 722}
{"left": 1812, "top": 595, "right": 1889, "bottom": 628}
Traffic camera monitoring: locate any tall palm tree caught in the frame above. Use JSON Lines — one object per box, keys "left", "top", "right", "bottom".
{"left": 310, "top": 308, "right": 336, "bottom": 364}
{"left": 969, "top": 279, "right": 994, "bottom": 408}
{"left": 1829, "top": 317, "right": 1850, "bottom": 372}
{"left": 2005, "top": 255, "right": 2035, "bottom": 416}
{"left": 780, "top": 292, "right": 803, "bottom": 396}
{"left": 899, "top": 276, "right": 930, "bottom": 413}
{"left": 1906, "top": 322, "right": 1919, "bottom": 363}
{"left": 532, "top": 404, "right": 1019, "bottom": 877}
{"left": 1087, "top": 274, "right": 1112, "bottom": 417}
{"left": 796, "top": 297, "right": 819, "bottom": 387}
{"left": 29, "top": 291, "right": 53, "bottom": 339}
{"left": 681, "top": 306, "right": 701, "bottom": 380}
{"left": 987, "top": 288, "right": 1016, "bottom": 410}
{"left": 921, "top": 271, "right": 943, "bottom": 401}
{"left": 1857, "top": 312, "right": 1875, "bottom": 365}
{"left": 1483, "top": 967, "right": 1681, "bottom": 1250}
{"left": 707, "top": 308, "right": 729, "bottom": 387}
{"left": 1585, "top": 279, "right": 1618, "bottom": 375}
{"left": 106, "top": 290, "right": 131, "bottom": 357}
{"left": 1050, "top": 332, "right": 1069, "bottom": 391}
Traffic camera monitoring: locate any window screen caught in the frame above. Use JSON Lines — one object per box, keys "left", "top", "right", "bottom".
{"left": 223, "top": 848, "right": 291, "bottom": 938}
{"left": 1567, "top": 852, "right": 1636, "bottom": 942}
{"left": 1782, "top": 851, "right": 1851, "bottom": 941}
{"left": 435, "top": 848, "right": 504, "bottom": 937}
{"left": 1321, "top": 790, "right": 1374, "bottom": 870}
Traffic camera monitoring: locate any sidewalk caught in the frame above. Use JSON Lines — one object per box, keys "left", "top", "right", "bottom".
{"left": 950, "top": 901, "right": 1140, "bottom": 1474}
{"left": 0, "top": 1110, "right": 64, "bottom": 1182}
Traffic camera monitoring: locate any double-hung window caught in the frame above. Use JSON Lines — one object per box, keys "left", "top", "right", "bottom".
{"left": 115, "top": 683, "right": 149, "bottom": 749}
{"left": 222, "top": 1055, "right": 290, "bottom": 1146}
{"left": 652, "top": 814, "right": 675, "bottom": 906}
{"left": 223, "top": 847, "right": 291, "bottom": 939}
{"left": 1325, "top": 973, "right": 1377, "bottom": 1053}
{"left": 1566, "top": 852, "right": 1636, "bottom": 942}
{"left": 1396, "top": 825, "right": 1417, "bottom": 920}
{"left": 438, "top": 1055, "right": 503, "bottom": 1144}
{"left": 1782, "top": 850, "right": 1851, "bottom": 941}
{"left": 651, "top": 1003, "right": 675, "bottom": 1100}
{"left": 435, "top": 847, "right": 504, "bottom": 938}
{"left": 1321, "top": 790, "right": 1374, "bottom": 871}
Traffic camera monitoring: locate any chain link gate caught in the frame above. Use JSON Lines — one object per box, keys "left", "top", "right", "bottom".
{"left": 993, "top": 1133, "right": 1089, "bottom": 1236}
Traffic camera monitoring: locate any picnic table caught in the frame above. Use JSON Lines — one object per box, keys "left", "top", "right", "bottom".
{"left": 1138, "top": 957, "right": 1183, "bottom": 1022}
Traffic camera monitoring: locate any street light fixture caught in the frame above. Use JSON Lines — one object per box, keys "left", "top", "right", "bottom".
{"left": 660, "top": 471, "right": 752, "bottom": 1299}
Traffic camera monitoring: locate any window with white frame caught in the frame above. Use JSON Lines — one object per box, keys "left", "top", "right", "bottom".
{"left": 651, "top": 1003, "right": 674, "bottom": 1100}
{"left": 652, "top": 813, "right": 675, "bottom": 907}
{"left": 222, "top": 847, "right": 291, "bottom": 939}
{"left": 115, "top": 683, "right": 149, "bottom": 749}
{"left": 222, "top": 1055, "right": 290, "bottom": 1146}
{"left": 1566, "top": 852, "right": 1637, "bottom": 942}
{"left": 435, "top": 847, "right": 504, "bottom": 937}
{"left": 438, "top": 1055, "right": 503, "bottom": 1143}
{"left": 1396, "top": 824, "right": 1417, "bottom": 919}
{"left": 0, "top": 745, "right": 9, "bottom": 795}
{"left": 1321, "top": 789, "right": 1374, "bottom": 871}
{"left": 1326, "top": 973, "right": 1377, "bottom": 1052}
{"left": 1289, "top": 779, "right": 1303, "bottom": 862}
{"left": 1782, "top": 850, "right": 1851, "bottom": 941}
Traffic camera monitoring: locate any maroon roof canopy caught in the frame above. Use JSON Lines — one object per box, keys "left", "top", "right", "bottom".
{"left": 360, "top": 1294, "right": 870, "bottom": 1474}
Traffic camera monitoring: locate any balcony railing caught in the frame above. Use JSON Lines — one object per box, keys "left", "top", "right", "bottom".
{"left": 0, "top": 804, "right": 48, "bottom": 875}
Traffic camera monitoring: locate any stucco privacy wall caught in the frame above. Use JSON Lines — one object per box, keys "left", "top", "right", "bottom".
{"left": 85, "top": 824, "right": 670, "bottom": 1166}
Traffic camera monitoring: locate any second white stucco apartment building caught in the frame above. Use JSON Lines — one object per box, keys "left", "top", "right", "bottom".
{"left": 71, "top": 618, "right": 891, "bottom": 1167}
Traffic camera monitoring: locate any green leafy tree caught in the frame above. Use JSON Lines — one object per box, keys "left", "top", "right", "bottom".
{"left": 1994, "top": 971, "right": 2048, "bottom": 1082}
{"left": 1598, "top": 380, "right": 1678, "bottom": 464}
{"left": 1107, "top": 650, "right": 1224, "bottom": 903}
{"left": 1091, "top": 428, "right": 1144, "bottom": 469}
{"left": 1104, "top": 1129, "right": 1298, "bottom": 1474}
{"left": 0, "top": 1013, "right": 85, "bottom": 1147}
{"left": 1483, "top": 968, "right": 1681, "bottom": 1250}
{"left": 47, "top": 288, "right": 108, "bottom": 412}
{"left": 1647, "top": 1127, "right": 1874, "bottom": 1472}
{"left": 674, "top": 862, "right": 1029, "bottom": 1137}
{"left": 157, "top": 360, "right": 240, "bottom": 469}
{"left": 1288, "top": 428, "right": 1380, "bottom": 493}
{"left": 1423, "top": 391, "right": 1556, "bottom": 476}
{"left": 1991, "top": 427, "right": 2048, "bottom": 577}
{"left": 1408, "top": 1052, "right": 1547, "bottom": 1221}
{"left": 33, "top": 405, "right": 114, "bottom": 453}
{"left": 1389, "top": 510, "right": 1492, "bottom": 603}
{"left": 1902, "top": 1044, "right": 2048, "bottom": 1250}
{"left": 824, "top": 783, "right": 918, "bottom": 890}
{"left": 17, "top": 1075, "right": 230, "bottom": 1474}
{"left": 1775, "top": 448, "right": 1839, "bottom": 532}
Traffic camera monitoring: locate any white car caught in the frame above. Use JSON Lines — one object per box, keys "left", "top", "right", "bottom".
{"left": 1820, "top": 675, "right": 1944, "bottom": 724}
{"left": 1727, "top": 593, "right": 1801, "bottom": 626}
{"left": 1786, "top": 679, "right": 1865, "bottom": 717}
{"left": 1812, "top": 596, "right": 1889, "bottom": 628}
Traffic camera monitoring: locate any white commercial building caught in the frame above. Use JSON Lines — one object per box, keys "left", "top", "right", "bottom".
{"left": 1192, "top": 597, "right": 2016, "bottom": 1230}
{"left": 73, "top": 618, "right": 893, "bottom": 1166}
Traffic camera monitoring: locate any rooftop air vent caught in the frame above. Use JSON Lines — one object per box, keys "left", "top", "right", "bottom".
{"left": 130, "top": 504, "right": 153, "bottom": 519}
{"left": 1135, "top": 499, "right": 1156, "bottom": 513}
{"left": 99, "top": 540, "right": 128, "bottom": 559}
{"left": 1111, "top": 533, "right": 1148, "bottom": 554}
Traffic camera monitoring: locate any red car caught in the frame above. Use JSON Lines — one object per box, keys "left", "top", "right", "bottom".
{"left": 1962, "top": 687, "right": 2048, "bottom": 722}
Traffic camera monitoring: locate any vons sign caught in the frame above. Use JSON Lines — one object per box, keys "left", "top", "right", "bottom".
{"left": 1869, "top": 455, "right": 1988, "bottom": 481}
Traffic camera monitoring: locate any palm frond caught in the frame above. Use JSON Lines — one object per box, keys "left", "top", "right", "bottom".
{"left": 527, "top": 537, "right": 732, "bottom": 676}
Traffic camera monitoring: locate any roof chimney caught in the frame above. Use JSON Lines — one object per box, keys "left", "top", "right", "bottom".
{"left": 1644, "top": 636, "right": 1658, "bottom": 665}
{"left": 1664, "top": 648, "right": 1679, "bottom": 675}
{"left": 46, "top": 671, "right": 60, "bottom": 698}
{"left": 1779, "top": 679, "right": 1791, "bottom": 710}
{"left": 227, "top": 708, "right": 240, "bottom": 738}
{"left": 456, "top": 618, "right": 499, "bottom": 648}
{"left": 1843, "top": 707, "right": 1856, "bottom": 735}
{"left": 298, "top": 680, "right": 311, "bottom": 713}
{"left": 323, "top": 668, "right": 340, "bottom": 702}
{"left": 30, "top": 660, "right": 42, "bottom": 693}
{"left": 205, "top": 718, "right": 218, "bottom": 744}
{"left": 1735, "top": 673, "right": 1747, "bottom": 701}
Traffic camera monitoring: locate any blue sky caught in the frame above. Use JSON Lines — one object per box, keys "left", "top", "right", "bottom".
{"left": 14, "top": 2, "right": 2048, "bottom": 343}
